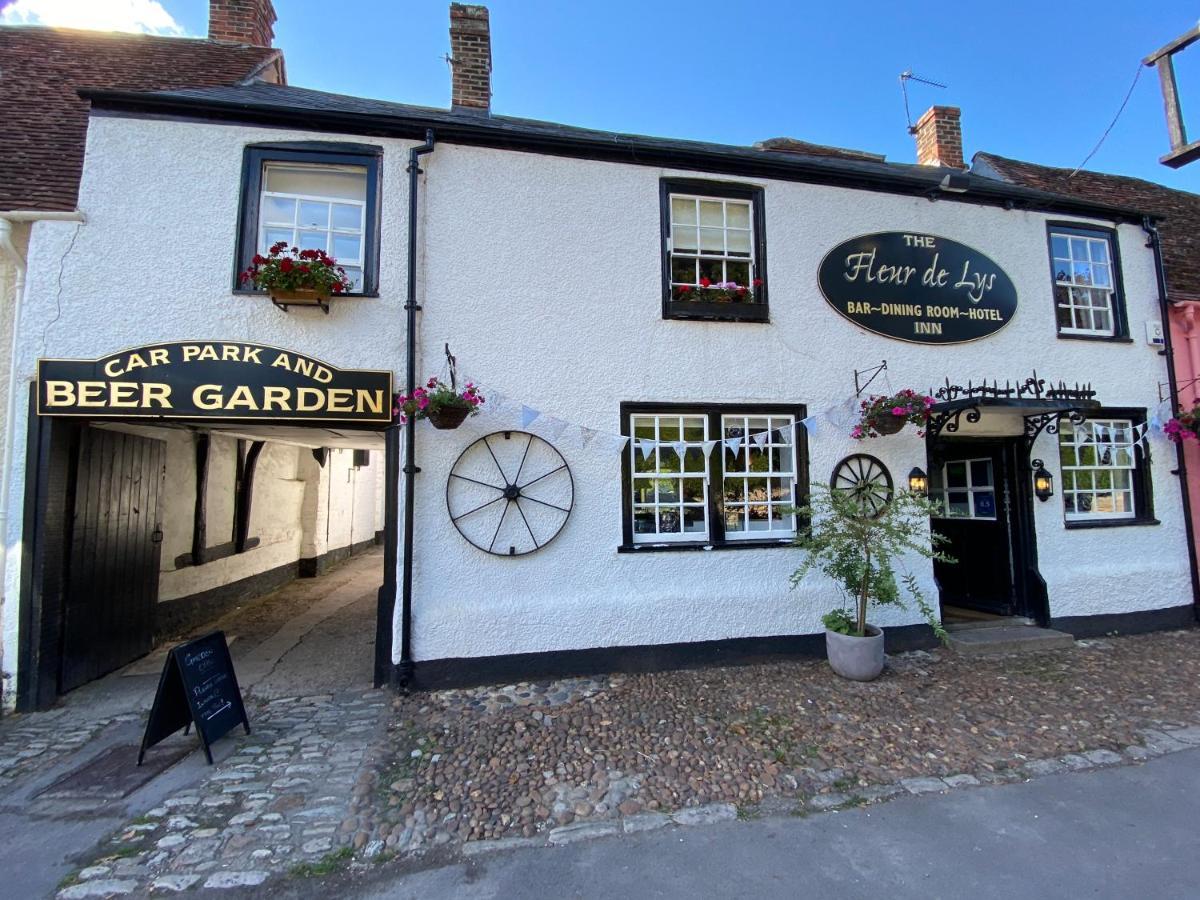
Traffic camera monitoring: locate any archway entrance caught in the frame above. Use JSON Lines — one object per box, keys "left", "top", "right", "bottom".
{"left": 17, "top": 342, "right": 397, "bottom": 710}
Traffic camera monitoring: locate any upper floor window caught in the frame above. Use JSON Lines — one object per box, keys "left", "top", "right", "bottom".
{"left": 660, "top": 179, "right": 768, "bottom": 323}
{"left": 1058, "top": 412, "right": 1155, "bottom": 527}
{"left": 1048, "top": 225, "right": 1127, "bottom": 340}
{"left": 235, "top": 143, "right": 382, "bottom": 296}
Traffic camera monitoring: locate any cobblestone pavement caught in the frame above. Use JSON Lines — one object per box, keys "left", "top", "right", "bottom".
{"left": 60, "top": 690, "right": 388, "bottom": 897}
{"left": 46, "top": 625, "right": 1200, "bottom": 896}
{"left": 350, "top": 628, "right": 1200, "bottom": 859}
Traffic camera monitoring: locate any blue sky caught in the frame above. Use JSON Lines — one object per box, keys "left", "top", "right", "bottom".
{"left": 16, "top": 1, "right": 1200, "bottom": 191}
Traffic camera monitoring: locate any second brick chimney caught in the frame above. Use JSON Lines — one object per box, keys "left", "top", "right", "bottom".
{"left": 208, "top": 0, "right": 276, "bottom": 47}
{"left": 913, "top": 106, "right": 964, "bottom": 169}
{"left": 449, "top": 4, "right": 491, "bottom": 113}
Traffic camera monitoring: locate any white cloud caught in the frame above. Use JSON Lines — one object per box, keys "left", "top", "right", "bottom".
{"left": 1, "top": 0, "right": 188, "bottom": 36}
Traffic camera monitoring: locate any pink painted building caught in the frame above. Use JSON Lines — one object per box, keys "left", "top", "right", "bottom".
{"left": 974, "top": 151, "right": 1200, "bottom": 610}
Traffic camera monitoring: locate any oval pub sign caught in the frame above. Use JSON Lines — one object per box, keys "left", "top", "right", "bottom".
{"left": 817, "top": 232, "right": 1018, "bottom": 344}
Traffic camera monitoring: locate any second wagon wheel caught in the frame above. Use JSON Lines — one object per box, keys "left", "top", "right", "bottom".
{"left": 830, "top": 453, "right": 894, "bottom": 518}
{"left": 446, "top": 431, "right": 574, "bottom": 556}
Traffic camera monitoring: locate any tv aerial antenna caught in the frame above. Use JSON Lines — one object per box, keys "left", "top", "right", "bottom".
{"left": 900, "top": 69, "right": 947, "bottom": 133}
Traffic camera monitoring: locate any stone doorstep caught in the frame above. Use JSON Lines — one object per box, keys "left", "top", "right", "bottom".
{"left": 947, "top": 626, "right": 1075, "bottom": 656}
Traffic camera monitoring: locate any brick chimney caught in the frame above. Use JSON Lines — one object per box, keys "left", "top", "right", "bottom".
{"left": 913, "top": 106, "right": 964, "bottom": 168}
{"left": 449, "top": 4, "right": 491, "bottom": 113}
{"left": 208, "top": 0, "right": 276, "bottom": 47}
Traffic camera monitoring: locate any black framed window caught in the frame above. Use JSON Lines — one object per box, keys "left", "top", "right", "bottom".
{"left": 1046, "top": 223, "right": 1129, "bottom": 341}
{"left": 1058, "top": 408, "right": 1156, "bottom": 528}
{"left": 619, "top": 402, "right": 807, "bottom": 551}
{"left": 234, "top": 142, "right": 383, "bottom": 296}
{"left": 660, "top": 179, "right": 768, "bottom": 322}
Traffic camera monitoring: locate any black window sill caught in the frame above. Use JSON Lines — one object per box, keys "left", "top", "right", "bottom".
{"left": 664, "top": 300, "right": 769, "bottom": 323}
{"left": 1063, "top": 517, "right": 1159, "bottom": 530}
{"left": 1055, "top": 333, "right": 1134, "bottom": 344}
{"left": 618, "top": 538, "right": 793, "bottom": 553}
{"left": 233, "top": 288, "right": 380, "bottom": 300}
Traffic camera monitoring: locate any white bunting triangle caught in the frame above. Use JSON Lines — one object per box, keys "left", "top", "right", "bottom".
{"left": 520, "top": 405, "right": 540, "bottom": 428}
{"left": 751, "top": 430, "right": 770, "bottom": 448}
{"left": 702, "top": 439, "right": 718, "bottom": 455}
{"left": 637, "top": 439, "right": 656, "bottom": 460}
{"left": 724, "top": 435, "right": 742, "bottom": 454}
{"left": 579, "top": 426, "right": 597, "bottom": 448}
{"left": 540, "top": 416, "right": 568, "bottom": 441}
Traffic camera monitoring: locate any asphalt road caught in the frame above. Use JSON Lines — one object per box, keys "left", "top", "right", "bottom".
{"left": 293, "top": 746, "right": 1200, "bottom": 900}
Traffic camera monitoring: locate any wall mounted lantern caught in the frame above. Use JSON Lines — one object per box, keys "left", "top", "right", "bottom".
{"left": 1032, "top": 459, "right": 1054, "bottom": 501}
{"left": 907, "top": 466, "right": 928, "bottom": 495}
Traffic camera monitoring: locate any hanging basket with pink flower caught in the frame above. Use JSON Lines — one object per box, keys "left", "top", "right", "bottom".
{"left": 1164, "top": 404, "right": 1200, "bottom": 443}
{"left": 852, "top": 390, "right": 935, "bottom": 439}
{"left": 394, "top": 378, "right": 485, "bottom": 430}
{"left": 240, "top": 241, "right": 354, "bottom": 314}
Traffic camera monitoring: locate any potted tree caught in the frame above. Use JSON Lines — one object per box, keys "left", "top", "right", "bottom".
{"left": 395, "top": 378, "right": 485, "bottom": 430}
{"left": 240, "top": 241, "right": 354, "bottom": 311}
{"left": 790, "top": 485, "right": 950, "bottom": 681}
{"left": 851, "top": 390, "right": 934, "bottom": 439}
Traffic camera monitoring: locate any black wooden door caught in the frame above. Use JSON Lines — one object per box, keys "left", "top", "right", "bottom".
{"left": 61, "top": 427, "right": 167, "bottom": 692}
{"left": 930, "top": 440, "right": 1017, "bottom": 616}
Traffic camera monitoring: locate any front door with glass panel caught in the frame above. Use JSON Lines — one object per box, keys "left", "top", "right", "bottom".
{"left": 929, "top": 440, "right": 1017, "bottom": 616}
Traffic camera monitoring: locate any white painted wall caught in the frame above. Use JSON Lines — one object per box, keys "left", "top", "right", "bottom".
{"left": 2, "top": 113, "right": 1191, "bottom": 694}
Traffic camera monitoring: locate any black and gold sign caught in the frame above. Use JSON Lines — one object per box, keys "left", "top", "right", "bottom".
{"left": 818, "top": 232, "right": 1018, "bottom": 344}
{"left": 38, "top": 342, "right": 393, "bottom": 424}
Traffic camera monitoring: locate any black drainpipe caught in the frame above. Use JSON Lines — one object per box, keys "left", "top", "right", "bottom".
{"left": 396, "top": 128, "right": 436, "bottom": 689}
{"left": 1143, "top": 215, "right": 1200, "bottom": 619}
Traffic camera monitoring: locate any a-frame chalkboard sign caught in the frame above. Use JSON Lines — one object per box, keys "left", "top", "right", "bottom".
{"left": 138, "top": 631, "right": 250, "bottom": 765}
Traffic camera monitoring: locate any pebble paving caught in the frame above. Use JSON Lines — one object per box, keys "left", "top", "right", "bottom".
{"left": 54, "top": 626, "right": 1200, "bottom": 894}
{"left": 354, "top": 628, "right": 1200, "bottom": 855}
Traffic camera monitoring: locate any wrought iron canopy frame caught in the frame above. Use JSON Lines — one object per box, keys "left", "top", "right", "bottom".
{"left": 926, "top": 397, "right": 1101, "bottom": 442}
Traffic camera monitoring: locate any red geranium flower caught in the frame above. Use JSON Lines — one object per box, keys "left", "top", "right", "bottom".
{"left": 699, "top": 277, "right": 711, "bottom": 288}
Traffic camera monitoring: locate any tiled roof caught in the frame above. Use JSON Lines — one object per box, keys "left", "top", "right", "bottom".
{"left": 974, "top": 152, "right": 1200, "bottom": 302}
{"left": 83, "top": 82, "right": 1148, "bottom": 222}
{"left": 0, "top": 26, "right": 282, "bottom": 211}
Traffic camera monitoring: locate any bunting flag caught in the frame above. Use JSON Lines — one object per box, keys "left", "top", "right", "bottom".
{"left": 802, "top": 415, "right": 820, "bottom": 436}
{"left": 579, "top": 425, "right": 598, "bottom": 448}
{"left": 636, "top": 438, "right": 656, "bottom": 460}
{"left": 724, "top": 435, "right": 743, "bottom": 454}
{"left": 701, "top": 439, "right": 718, "bottom": 455}
{"left": 539, "top": 416, "right": 568, "bottom": 441}
{"left": 520, "top": 405, "right": 540, "bottom": 428}
{"left": 751, "top": 430, "right": 770, "bottom": 448}
{"left": 600, "top": 433, "right": 630, "bottom": 454}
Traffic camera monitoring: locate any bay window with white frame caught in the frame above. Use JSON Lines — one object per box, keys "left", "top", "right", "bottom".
{"left": 623, "top": 405, "right": 802, "bottom": 548}
{"left": 235, "top": 144, "right": 381, "bottom": 296}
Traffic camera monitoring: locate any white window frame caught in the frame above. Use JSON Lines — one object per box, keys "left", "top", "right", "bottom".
{"left": 258, "top": 162, "right": 368, "bottom": 290}
{"left": 931, "top": 457, "right": 997, "bottom": 521}
{"left": 720, "top": 414, "right": 798, "bottom": 541}
{"left": 1059, "top": 418, "right": 1137, "bottom": 521}
{"left": 667, "top": 193, "right": 756, "bottom": 289}
{"left": 1051, "top": 230, "right": 1117, "bottom": 337}
{"left": 629, "top": 414, "right": 711, "bottom": 544}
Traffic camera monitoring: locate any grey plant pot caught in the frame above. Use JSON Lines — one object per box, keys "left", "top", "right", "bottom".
{"left": 825, "top": 625, "right": 885, "bottom": 682}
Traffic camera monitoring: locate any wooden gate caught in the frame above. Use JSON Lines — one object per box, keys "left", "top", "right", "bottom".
{"left": 60, "top": 427, "right": 167, "bottom": 692}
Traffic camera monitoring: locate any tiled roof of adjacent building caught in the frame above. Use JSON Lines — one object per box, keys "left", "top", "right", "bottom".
{"left": 0, "top": 26, "right": 283, "bottom": 211}
{"left": 974, "top": 151, "right": 1200, "bottom": 302}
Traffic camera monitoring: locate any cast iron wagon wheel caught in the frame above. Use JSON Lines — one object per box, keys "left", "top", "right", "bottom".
{"left": 829, "top": 453, "right": 894, "bottom": 519}
{"left": 446, "top": 430, "right": 574, "bottom": 556}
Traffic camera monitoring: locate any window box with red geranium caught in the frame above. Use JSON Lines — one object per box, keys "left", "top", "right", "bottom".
{"left": 240, "top": 242, "right": 354, "bottom": 314}
{"left": 660, "top": 178, "right": 769, "bottom": 322}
